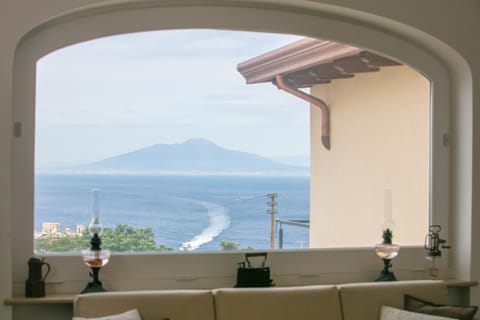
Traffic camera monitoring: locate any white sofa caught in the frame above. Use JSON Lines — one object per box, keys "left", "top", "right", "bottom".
{"left": 73, "top": 280, "right": 449, "bottom": 320}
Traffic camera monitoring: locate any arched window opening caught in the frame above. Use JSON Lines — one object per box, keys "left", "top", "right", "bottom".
{"left": 34, "top": 29, "right": 430, "bottom": 254}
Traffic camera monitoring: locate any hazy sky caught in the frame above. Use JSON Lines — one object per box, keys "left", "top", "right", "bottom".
{"left": 35, "top": 29, "right": 309, "bottom": 167}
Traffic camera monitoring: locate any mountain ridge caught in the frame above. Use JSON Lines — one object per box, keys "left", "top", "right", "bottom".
{"left": 78, "top": 138, "right": 308, "bottom": 176}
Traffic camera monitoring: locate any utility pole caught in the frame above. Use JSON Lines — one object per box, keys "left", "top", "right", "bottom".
{"left": 266, "top": 193, "right": 278, "bottom": 249}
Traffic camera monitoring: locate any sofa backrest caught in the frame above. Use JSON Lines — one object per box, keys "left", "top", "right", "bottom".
{"left": 338, "top": 280, "right": 448, "bottom": 320}
{"left": 73, "top": 290, "right": 216, "bottom": 320}
{"left": 72, "top": 281, "right": 449, "bottom": 320}
{"left": 214, "top": 285, "right": 342, "bottom": 320}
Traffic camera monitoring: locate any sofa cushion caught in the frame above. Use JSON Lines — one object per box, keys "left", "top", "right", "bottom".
{"left": 214, "top": 285, "right": 342, "bottom": 320}
{"left": 404, "top": 294, "right": 478, "bottom": 320}
{"left": 338, "top": 280, "right": 448, "bottom": 320}
{"left": 380, "top": 305, "right": 455, "bottom": 320}
{"left": 73, "top": 290, "right": 215, "bottom": 320}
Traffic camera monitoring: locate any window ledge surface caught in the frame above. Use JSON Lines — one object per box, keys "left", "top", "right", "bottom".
{"left": 4, "top": 293, "right": 76, "bottom": 305}
{"left": 443, "top": 278, "right": 479, "bottom": 288}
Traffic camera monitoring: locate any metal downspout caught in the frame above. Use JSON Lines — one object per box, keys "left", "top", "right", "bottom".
{"left": 275, "top": 74, "right": 330, "bottom": 150}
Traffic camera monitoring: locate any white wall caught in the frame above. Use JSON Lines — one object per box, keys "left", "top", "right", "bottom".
{"left": 1, "top": 1, "right": 479, "bottom": 319}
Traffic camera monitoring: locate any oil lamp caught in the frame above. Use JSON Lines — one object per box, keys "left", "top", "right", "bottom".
{"left": 81, "top": 189, "right": 110, "bottom": 294}
{"left": 374, "top": 228, "right": 400, "bottom": 281}
{"left": 424, "top": 225, "right": 450, "bottom": 278}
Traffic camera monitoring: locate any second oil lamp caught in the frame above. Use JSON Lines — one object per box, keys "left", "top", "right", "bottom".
{"left": 374, "top": 228, "right": 400, "bottom": 281}
{"left": 81, "top": 189, "right": 110, "bottom": 294}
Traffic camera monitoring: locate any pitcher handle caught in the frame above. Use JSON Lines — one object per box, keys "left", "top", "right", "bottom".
{"left": 42, "top": 262, "right": 51, "bottom": 281}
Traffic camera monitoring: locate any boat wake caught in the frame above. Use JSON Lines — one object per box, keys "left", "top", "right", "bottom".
{"left": 180, "top": 201, "right": 230, "bottom": 251}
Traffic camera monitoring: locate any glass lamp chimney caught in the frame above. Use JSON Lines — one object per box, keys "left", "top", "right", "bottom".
{"left": 88, "top": 189, "right": 103, "bottom": 236}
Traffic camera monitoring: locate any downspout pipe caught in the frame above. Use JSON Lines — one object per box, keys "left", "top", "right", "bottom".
{"left": 274, "top": 74, "right": 331, "bottom": 150}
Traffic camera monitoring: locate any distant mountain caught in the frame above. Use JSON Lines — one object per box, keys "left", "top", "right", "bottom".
{"left": 273, "top": 155, "right": 310, "bottom": 167}
{"left": 78, "top": 139, "right": 308, "bottom": 175}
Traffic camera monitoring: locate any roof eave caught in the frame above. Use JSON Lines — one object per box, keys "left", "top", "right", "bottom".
{"left": 237, "top": 37, "right": 362, "bottom": 84}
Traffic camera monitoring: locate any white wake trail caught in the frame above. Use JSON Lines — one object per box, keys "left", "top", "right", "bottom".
{"left": 180, "top": 201, "right": 230, "bottom": 251}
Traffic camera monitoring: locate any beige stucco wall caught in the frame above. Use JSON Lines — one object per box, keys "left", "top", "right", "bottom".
{"left": 310, "top": 65, "right": 430, "bottom": 248}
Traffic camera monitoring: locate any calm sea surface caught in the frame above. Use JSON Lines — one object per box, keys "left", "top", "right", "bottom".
{"left": 34, "top": 174, "right": 309, "bottom": 251}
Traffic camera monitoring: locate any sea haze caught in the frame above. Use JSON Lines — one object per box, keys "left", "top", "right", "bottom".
{"left": 46, "top": 138, "right": 309, "bottom": 176}
{"left": 35, "top": 174, "right": 310, "bottom": 251}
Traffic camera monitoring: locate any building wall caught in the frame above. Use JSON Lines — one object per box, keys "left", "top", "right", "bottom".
{"left": 1, "top": 1, "right": 480, "bottom": 320}
{"left": 310, "top": 66, "right": 430, "bottom": 248}
{"left": 310, "top": 66, "right": 430, "bottom": 247}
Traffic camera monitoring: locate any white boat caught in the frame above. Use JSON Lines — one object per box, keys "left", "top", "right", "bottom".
{"left": 179, "top": 242, "right": 193, "bottom": 251}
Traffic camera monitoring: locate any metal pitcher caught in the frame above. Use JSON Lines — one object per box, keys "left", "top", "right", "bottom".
{"left": 25, "top": 256, "right": 50, "bottom": 297}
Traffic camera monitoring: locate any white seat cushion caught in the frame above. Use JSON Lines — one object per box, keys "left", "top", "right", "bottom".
{"left": 73, "top": 309, "right": 142, "bottom": 320}
{"left": 380, "top": 305, "right": 455, "bottom": 320}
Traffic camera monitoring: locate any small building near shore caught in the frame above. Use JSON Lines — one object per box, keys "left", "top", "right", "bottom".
{"left": 40, "top": 222, "right": 62, "bottom": 236}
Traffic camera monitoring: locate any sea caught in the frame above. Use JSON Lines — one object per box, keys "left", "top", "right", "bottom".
{"left": 34, "top": 174, "right": 310, "bottom": 251}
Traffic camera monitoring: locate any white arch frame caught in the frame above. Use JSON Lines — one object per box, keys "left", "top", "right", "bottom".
{"left": 10, "top": 1, "right": 472, "bottom": 293}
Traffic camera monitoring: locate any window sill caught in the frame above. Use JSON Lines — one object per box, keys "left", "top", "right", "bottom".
{"left": 4, "top": 293, "right": 76, "bottom": 305}
{"left": 4, "top": 279, "right": 477, "bottom": 306}
{"left": 443, "top": 278, "right": 478, "bottom": 288}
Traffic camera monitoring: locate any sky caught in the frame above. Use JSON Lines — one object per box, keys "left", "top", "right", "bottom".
{"left": 35, "top": 29, "right": 309, "bottom": 168}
